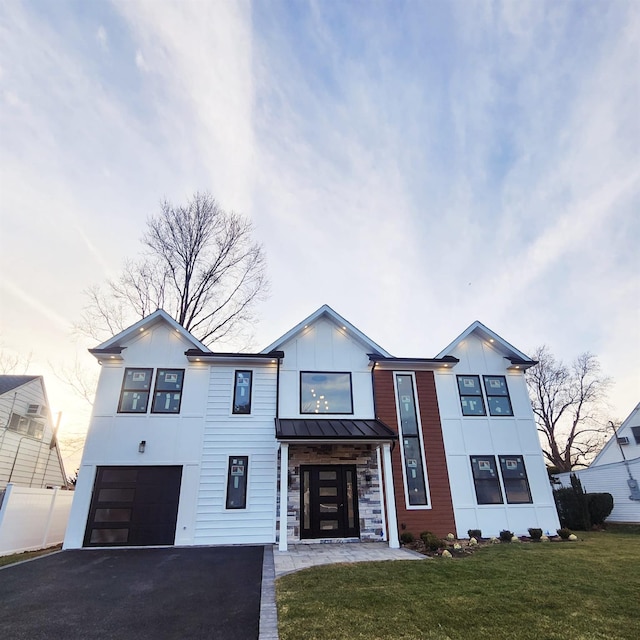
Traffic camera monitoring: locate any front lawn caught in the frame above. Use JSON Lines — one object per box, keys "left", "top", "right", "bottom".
{"left": 276, "top": 532, "right": 640, "bottom": 640}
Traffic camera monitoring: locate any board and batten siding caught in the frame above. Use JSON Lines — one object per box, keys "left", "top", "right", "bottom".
{"left": 277, "top": 317, "right": 375, "bottom": 419}
{"left": 434, "top": 336, "right": 560, "bottom": 537}
{"left": 194, "top": 364, "right": 278, "bottom": 545}
{"left": 0, "top": 379, "right": 66, "bottom": 489}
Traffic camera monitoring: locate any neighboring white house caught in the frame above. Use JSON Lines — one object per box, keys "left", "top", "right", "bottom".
{"left": 555, "top": 403, "right": 640, "bottom": 523}
{"left": 0, "top": 375, "right": 67, "bottom": 490}
{"left": 64, "top": 306, "right": 560, "bottom": 550}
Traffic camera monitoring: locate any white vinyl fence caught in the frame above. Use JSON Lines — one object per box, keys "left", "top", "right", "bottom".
{"left": 0, "top": 484, "right": 74, "bottom": 556}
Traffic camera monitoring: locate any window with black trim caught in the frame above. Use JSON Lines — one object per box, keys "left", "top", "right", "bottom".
{"left": 498, "top": 455, "right": 532, "bottom": 503}
{"left": 457, "top": 376, "right": 486, "bottom": 416}
{"left": 395, "top": 374, "right": 428, "bottom": 506}
{"left": 300, "top": 372, "right": 353, "bottom": 414}
{"left": 470, "top": 456, "right": 503, "bottom": 504}
{"left": 151, "top": 369, "right": 184, "bottom": 414}
{"left": 226, "top": 456, "right": 248, "bottom": 509}
{"left": 483, "top": 376, "right": 513, "bottom": 416}
{"left": 631, "top": 426, "right": 640, "bottom": 445}
{"left": 232, "top": 371, "right": 253, "bottom": 414}
{"left": 118, "top": 368, "right": 153, "bottom": 413}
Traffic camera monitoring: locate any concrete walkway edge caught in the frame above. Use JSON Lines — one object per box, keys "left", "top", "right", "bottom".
{"left": 259, "top": 545, "right": 279, "bottom": 640}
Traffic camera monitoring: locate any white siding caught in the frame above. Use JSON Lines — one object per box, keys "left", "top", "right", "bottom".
{"left": 0, "top": 378, "right": 66, "bottom": 489}
{"left": 278, "top": 317, "right": 374, "bottom": 419}
{"left": 591, "top": 403, "right": 640, "bottom": 466}
{"left": 194, "top": 364, "right": 278, "bottom": 545}
{"left": 65, "top": 323, "right": 208, "bottom": 549}
{"left": 555, "top": 458, "right": 640, "bottom": 523}
{"left": 435, "top": 335, "right": 560, "bottom": 537}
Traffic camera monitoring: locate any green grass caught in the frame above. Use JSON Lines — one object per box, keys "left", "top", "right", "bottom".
{"left": 276, "top": 532, "right": 640, "bottom": 640}
{"left": 0, "top": 544, "right": 61, "bottom": 568}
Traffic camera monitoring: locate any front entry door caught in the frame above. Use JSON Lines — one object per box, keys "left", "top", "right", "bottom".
{"left": 300, "top": 465, "right": 360, "bottom": 539}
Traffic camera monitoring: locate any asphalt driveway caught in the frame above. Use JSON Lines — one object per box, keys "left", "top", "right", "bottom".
{"left": 0, "top": 546, "right": 265, "bottom": 640}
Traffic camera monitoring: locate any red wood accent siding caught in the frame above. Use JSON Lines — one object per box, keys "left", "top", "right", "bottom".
{"left": 374, "top": 369, "right": 456, "bottom": 538}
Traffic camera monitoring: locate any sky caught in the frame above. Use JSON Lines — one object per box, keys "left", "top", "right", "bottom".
{"left": 1, "top": 0, "right": 638, "bottom": 475}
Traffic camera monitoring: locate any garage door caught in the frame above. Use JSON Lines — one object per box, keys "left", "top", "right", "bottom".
{"left": 84, "top": 466, "right": 182, "bottom": 547}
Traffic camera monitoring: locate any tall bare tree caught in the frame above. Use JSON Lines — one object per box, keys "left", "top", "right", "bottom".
{"left": 79, "top": 192, "right": 269, "bottom": 345}
{"left": 526, "top": 346, "right": 612, "bottom": 472}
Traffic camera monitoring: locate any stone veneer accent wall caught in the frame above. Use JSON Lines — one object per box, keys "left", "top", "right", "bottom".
{"left": 285, "top": 444, "right": 384, "bottom": 543}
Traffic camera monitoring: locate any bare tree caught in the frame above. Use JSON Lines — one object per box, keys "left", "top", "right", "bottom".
{"left": 0, "top": 347, "right": 32, "bottom": 374}
{"left": 51, "top": 358, "right": 98, "bottom": 407}
{"left": 79, "top": 193, "right": 269, "bottom": 345}
{"left": 526, "top": 346, "right": 612, "bottom": 472}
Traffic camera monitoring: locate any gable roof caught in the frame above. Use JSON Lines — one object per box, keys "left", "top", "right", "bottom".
{"left": 590, "top": 402, "right": 640, "bottom": 466}
{"left": 89, "top": 309, "right": 209, "bottom": 360}
{"left": 261, "top": 304, "right": 392, "bottom": 357}
{"left": 435, "top": 320, "right": 537, "bottom": 370}
{"left": 0, "top": 375, "right": 40, "bottom": 396}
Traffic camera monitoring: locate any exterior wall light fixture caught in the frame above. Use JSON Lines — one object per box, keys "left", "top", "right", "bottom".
{"left": 138, "top": 440, "right": 146, "bottom": 453}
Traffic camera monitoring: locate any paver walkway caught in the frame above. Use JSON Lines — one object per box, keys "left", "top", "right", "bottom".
{"left": 273, "top": 541, "right": 425, "bottom": 577}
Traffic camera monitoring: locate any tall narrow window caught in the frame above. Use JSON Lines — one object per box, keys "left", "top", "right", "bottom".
{"left": 118, "top": 368, "right": 153, "bottom": 413}
{"left": 233, "top": 371, "right": 253, "bottom": 414}
{"left": 151, "top": 369, "right": 184, "bottom": 414}
{"left": 470, "top": 456, "right": 503, "bottom": 504}
{"left": 226, "top": 456, "right": 249, "bottom": 509}
{"left": 395, "top": 374, "right": 428, "bottom": 506}
{"left": 483, "top": 376, "right": 513, "bottom": 416}
{"left": 457, "top": 375, "right": 486, "bottom": 416}
{"left": 499, "top": 455, "right": 532, "bottom": 503}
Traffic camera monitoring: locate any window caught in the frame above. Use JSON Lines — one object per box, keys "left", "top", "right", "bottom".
{"left": 300, "top": 372, "right": 353, "bottom": 414}
{"left": 8, "top": 413, "right": 44, "bottom": 439}
{"left": 395, "top": 374, "right": 428, "bottom": 506}
{"left": 499, "top": 455, "right": 532, "bottom": 503}
{"left": 226, "top": 456, "right": 248, "bottom": 509}
{"left": 151, "top": 369, "right": 184, "bottom": 414}
{"left": 457, "top": 376, "right": 486, "bottom": 416}
{"left": 631, "top": 426, "right": 640, "bottom": 445}
{"left": 118, "top": 368, "right": 153, "bottom": 413}
{"left": 483, "top": 376, "right": 513, "bottom": 416}
{"left": 470, "top": 456, "right": 503, "bottom": 504}
{"left": 232, "top": 371, "right": 253, "bottom": 414}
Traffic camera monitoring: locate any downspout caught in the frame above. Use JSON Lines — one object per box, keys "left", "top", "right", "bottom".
{"left": 275, "top": 355, "right": 281, "bottom": 419}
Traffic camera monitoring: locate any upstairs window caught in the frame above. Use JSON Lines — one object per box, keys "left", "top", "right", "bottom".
{"left": 300, "top": 372, "right": 353, "bottom": 414}
{"left": 118, "top": 368, "right": 153, "bottom": 413}
{"left": 631, "top": 426, "right": 640, "bottom": 445}
{"left": 457, "top": 376, "right": 486, "bottom": 416}
{"left": 151, "top": 369, "right": 184, "bottom": 414}
{"left": 483, "top": 376, "right": 513, "bottom": 416}
{"left": 232, "top": 371, "right": 253, "bottom": 414}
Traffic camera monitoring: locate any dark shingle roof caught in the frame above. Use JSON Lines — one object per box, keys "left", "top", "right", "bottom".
{"left": 0, "top": 375, "right": 39, "bottom": 396}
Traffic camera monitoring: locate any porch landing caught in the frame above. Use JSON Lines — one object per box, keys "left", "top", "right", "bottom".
{"left": 273, "top": 542, "right": 425, "bottom": 577}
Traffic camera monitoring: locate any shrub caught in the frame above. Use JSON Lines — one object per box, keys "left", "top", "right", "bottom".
{"left": 587, "top": 493, "right": 614, "bottom": 525}
{"left": 528, "top": 528, "right": 543, "bottom": 540}
{"left": 468, "top": 529, "right": 482, "bottom": 539}
{"left": 420, "top": 531, "right": 443, "bottom": 551}
{"left": 499, "top": 530, "right": 514, "bottom": 542}
{"left": 557, "top": 528, "right": 572, "bottom": 540}
{"left": 400, "top": 532, "right": 415, "bottom": 544}
{"left": 553, "top": 474, "right": 591, "bottom": 530}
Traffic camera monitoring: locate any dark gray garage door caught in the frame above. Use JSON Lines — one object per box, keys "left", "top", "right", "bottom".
{"left": 84, "top": 466, "right": 182, "bottom": 547}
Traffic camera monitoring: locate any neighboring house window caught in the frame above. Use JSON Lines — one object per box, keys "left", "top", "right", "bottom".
{"left": 457, "top": 376, "right": 486, "bottom": 416}
{"left": 232, "top": 371, "right": 253, "bottom": 414}
{"left": 300, "top": 372, "right": 353, "bottom": 414}
{"left": 151, "top": 369, "right": 184, "bottom": 414}
{"left": 631, "top": 426, "right": 640, "bottom": 445}
{"left": 470, "top": 456, "right": 503, "bottom": 504}
{"left": 395, "top": 373, "right": 429, "bottom": 506}
{"left": 226, "top": 456, "right": 249, "bottom": 509}
{"left": 483, "top": 376, "right": 513, "bottom": 416}
{"left": 498, "top": 455, "right": 532, "bottom": 503}
{"left": 8, "top": 413, "right": 44, "bottom": 439}
{"left": 118, "top": 368, "right": 153, "bottom": 413}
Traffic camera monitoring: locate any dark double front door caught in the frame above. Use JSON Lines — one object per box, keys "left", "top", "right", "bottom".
{"left": 300, "top": 465, "right": 360, "bottom": 539}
